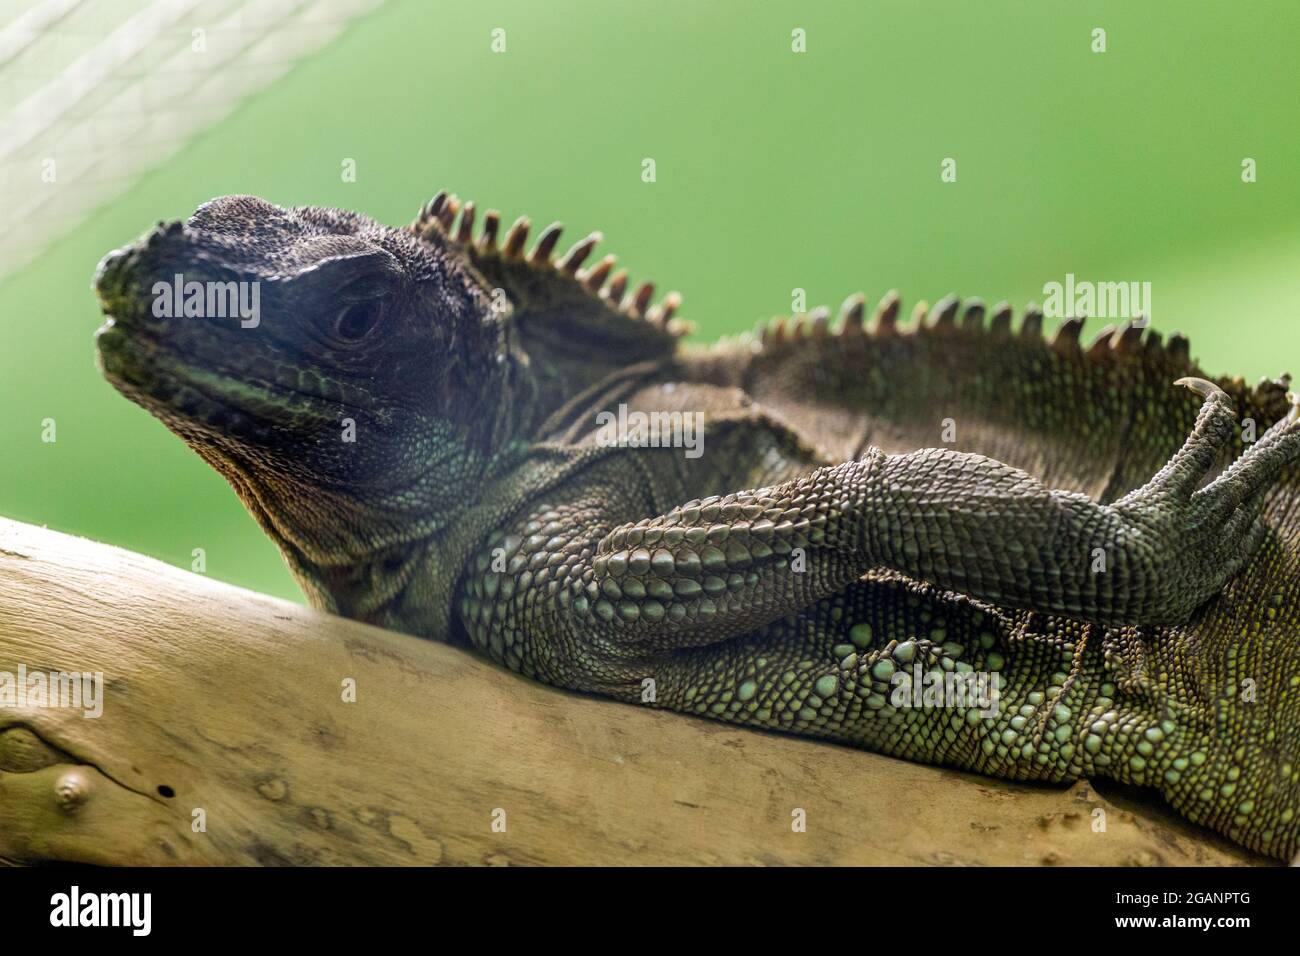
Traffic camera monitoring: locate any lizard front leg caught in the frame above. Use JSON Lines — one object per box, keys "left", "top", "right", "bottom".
{"left": 579, "top": 378, "right": 1300, "bottom": 647}
{"left": 463, "top": 378, "right": 1298, "bottom": 682}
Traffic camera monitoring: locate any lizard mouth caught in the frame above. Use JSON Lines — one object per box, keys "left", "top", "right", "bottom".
{"left": 97, "top": 318, "right": 268, "bottom": 439}
{"left": 92, "top": 236, "right": 359, "bottom": 438}
{"left": 95, "top": 315, "right": 350, "bottom": 442}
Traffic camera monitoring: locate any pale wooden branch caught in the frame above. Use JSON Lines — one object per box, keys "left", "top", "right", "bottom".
{"left": 0, "top": 517, "right": 1263, "bottom": 865}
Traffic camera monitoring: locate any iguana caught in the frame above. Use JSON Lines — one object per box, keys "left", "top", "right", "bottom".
{"left": 92, "top": 192, "right": 1300, "bottom": 862}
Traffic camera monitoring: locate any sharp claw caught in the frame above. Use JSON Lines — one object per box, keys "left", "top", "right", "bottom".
{"left": 1174, "top": 376, "right": 1228, "bottom": 401}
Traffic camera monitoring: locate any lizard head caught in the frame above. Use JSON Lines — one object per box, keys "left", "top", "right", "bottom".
{"left": 93, "top": 195, "right": 511, "bottom": 602}
{"left": 93, "top": 191, "right": 686, "bottom": 615}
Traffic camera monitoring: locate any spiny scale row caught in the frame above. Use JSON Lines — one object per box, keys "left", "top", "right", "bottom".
{"left": 753, "top": 291, "right": 1191, "bottom": 362}
{"left": 415, "top": 190, "right": 688, "bottom": 335}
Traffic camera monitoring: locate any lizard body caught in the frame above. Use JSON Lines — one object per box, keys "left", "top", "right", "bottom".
{"left": 94, "top": 192, "right": 1300, "bottom": 860}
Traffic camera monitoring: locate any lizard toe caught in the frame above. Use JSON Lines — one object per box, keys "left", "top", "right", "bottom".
{"left": 1174, "top": 376, "right": 1229, "bottom": 401}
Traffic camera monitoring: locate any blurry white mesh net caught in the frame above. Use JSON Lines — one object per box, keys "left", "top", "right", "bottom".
{"left": 0, "top": 0, "right": 385, "bottom": 281}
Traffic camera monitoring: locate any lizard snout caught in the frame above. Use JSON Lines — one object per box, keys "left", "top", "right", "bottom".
{"left": 92, "top": 220, "right": 189, "bottom": 329}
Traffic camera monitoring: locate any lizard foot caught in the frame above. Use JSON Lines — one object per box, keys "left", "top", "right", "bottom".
{"left": 1105, "top": 379, "right": 1300, "bottom": 622}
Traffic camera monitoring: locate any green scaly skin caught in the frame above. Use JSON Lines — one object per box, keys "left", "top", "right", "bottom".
{"left": 93, "top": 191, "right": 1300, "bottom": 860}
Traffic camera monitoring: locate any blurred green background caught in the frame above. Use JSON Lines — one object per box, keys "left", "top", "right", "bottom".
{"left": 2, "top": 0, "right": 1298, "bottom": 603}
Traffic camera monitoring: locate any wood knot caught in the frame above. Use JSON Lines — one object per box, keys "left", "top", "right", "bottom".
{"left": 256, "top": 778, "right": 288, "bottom": 801}
{"left": 54, "top": 770, "right": 89, "bottom": 812}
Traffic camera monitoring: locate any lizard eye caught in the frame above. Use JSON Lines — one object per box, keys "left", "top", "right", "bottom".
{"left": 333, "top": 298, "right": 386, "bottom": 342}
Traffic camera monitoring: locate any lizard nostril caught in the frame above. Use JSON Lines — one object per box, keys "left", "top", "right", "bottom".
{"left": 93, "top": 248, "right": 130, "bottom": 290}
